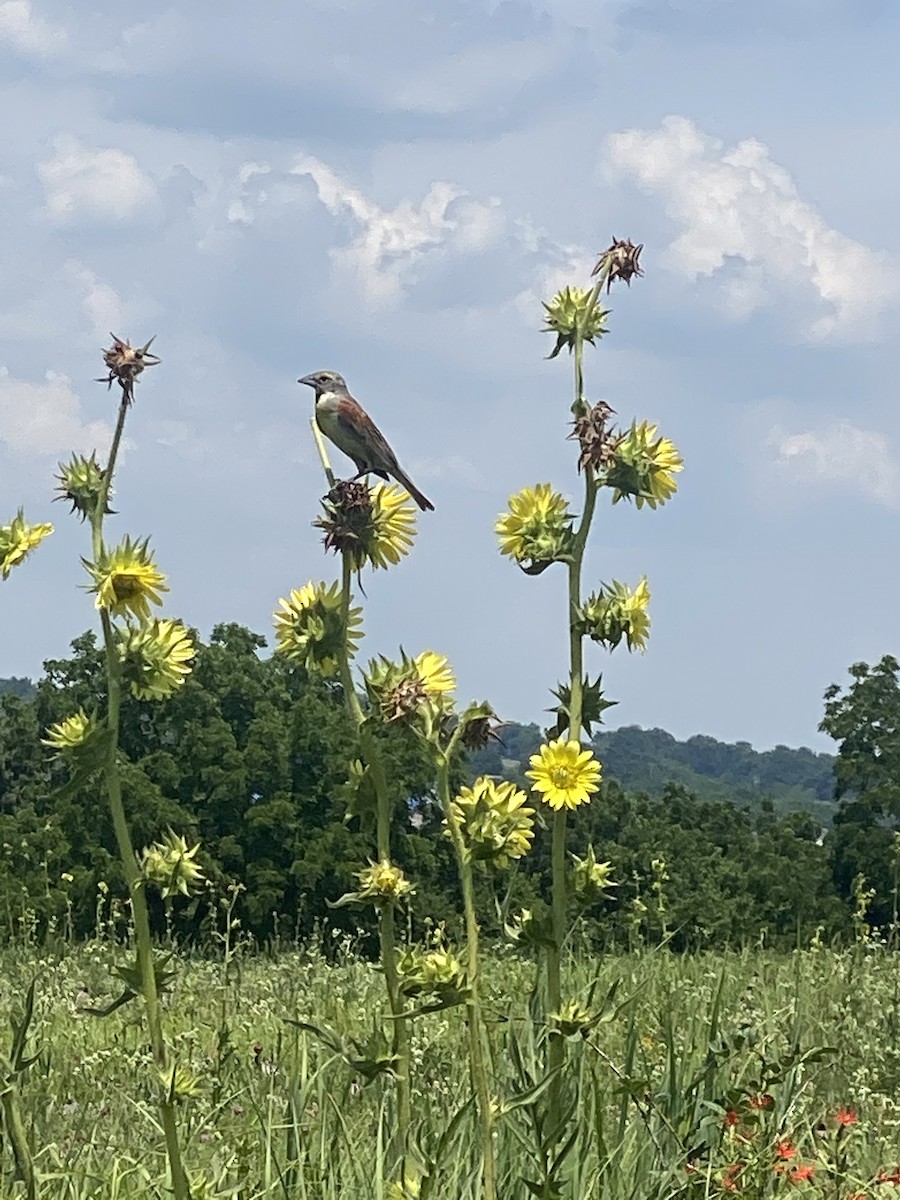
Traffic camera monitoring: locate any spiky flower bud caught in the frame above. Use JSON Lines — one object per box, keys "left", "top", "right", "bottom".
{"left": 446, "top": 777, "right": 535, "bottom": 868}
{"left": 0, "top": 509, "right": 53, "bottom": 580}
{"left": 96, "top": 333, "right": 160, "bottom": 404}
{"left": 591, "top": 237, "right": 645, "bottom": 292}
{"left": 542, "top": 286, "right": 609, "bottom": 359}
{"left": 458, "top": 702, "right": 503, "bottom": 751}
{"left": 55, "top": 452, "right": 112, "bottom": 522}
{"left": 571, "top": 844, "right": 617, "bottom": 904}
{"left": 140, "top": 830, "right": 205, "bottom": 899}
{"left": 551, "top": 999, "right": 598, "bottom": 1039}
{"left": 578, "top": 578, "right": 651, "bottom": 652}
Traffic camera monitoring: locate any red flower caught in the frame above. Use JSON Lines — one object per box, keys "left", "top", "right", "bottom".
{"left": 776, "top": 1141, "right": 798, "bottom": 1161}
{"left": 750, "top": 1093, "right": 775, "bottom": 1110}
{"left": 877, "top": 1168, "right": 900, "bottom": 1185}
{"left": 722, "top": 1163, "right": 744, "bottom": 1192}
{"left": 724, "top": 1109, "right": 740, "bottom": 1128}
{"left": 790, "top": 1164, "right": 815, "bottom": 1184}
{"left": 836, "top": 1108, "right": 858, "bottom": 1127}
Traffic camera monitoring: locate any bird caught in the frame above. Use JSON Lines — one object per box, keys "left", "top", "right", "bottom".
{"left": 298, "top": 370, "right": 434, "bottom": 512}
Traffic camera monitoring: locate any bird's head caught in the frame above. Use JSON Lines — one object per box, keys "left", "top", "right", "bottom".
{"left": 298, "top": 369, "right": 348, "bottom": 396}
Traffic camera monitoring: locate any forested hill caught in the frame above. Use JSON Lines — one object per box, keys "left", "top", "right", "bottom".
{"left": 470, "top": 722, "right": 836, "bottom": 821}
{"left": 1, "top": 674, "right": 836, "bottom": 818}
{"left": 0, "top": 677, "right": 35, "bottom": 701}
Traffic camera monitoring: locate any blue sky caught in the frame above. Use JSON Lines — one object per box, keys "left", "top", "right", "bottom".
{"left": 2, "top": 0, "right": 898, "bottom": 753}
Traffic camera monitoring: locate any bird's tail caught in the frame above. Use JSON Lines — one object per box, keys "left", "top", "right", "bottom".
{"left": 392, "top": 467, "right": 434, "bottom": 512}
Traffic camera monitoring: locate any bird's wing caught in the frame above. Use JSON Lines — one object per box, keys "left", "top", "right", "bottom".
{"left": 339, "top": 400, "right": 401, "bottom": 472}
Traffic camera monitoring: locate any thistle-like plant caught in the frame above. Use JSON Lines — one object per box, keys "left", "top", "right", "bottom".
{"left": 43, "top": 337, "right": 193, "bottom": 1199}
{"left": 496, "top": 237, "right": 683, "bottom": 1152}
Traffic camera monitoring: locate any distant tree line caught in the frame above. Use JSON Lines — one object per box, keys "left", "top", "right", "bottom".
{"left": 1, "top": 631, "right": 898, "bottom": 950}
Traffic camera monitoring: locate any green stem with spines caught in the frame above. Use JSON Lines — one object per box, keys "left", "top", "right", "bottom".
{"left": 437, "top": 747, "right": 496, "bottom": 1200}
{"left": 546, "top": 267, "right": 608, "bottom": 1135}
{"left": 91, "top": 394, "right": 189, "bottom": 1200}
{"left": 334, "top": 516, "right": 412, "bottom": 1143}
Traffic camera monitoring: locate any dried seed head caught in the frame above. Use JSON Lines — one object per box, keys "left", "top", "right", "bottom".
{"left": 592, "top": 238, "right": 644, "bottom": 292}
{"left": 570, "top": 400, "right": 618, "bottom": 473}
{"left": 96, "top": 333, "right": 160, "bottom": 404}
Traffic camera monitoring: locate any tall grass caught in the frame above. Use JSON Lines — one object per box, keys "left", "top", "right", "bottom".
{"left": 2, "top": 934, "right": 899, "bottom": 1197}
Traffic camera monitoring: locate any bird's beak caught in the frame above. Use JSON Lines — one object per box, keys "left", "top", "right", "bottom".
{"left": 297, "top": 373, "right": 317, "bottom": 388}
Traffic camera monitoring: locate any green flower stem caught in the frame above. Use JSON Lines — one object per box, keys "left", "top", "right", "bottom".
{"left": 337, "top": 550, "right": 412, "bottom": 1140}
{"left": 546, "top": 271, "right": 607, "bottom": 1128}
{"left": 437, "top": 752, "right": 496, "bottom": 1200}
{"left": 1, "top": 1080, "right": 36, "bottom": 1200}
{"left": 91, "top": 394, "right": 189, "bottom": 1200}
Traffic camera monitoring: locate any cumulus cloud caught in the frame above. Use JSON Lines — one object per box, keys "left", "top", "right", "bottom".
{"left": 291, "top": 156, "right": 504, "bottom": 305}
{"left": 62, "top": 263, "right": 126, "bottom": 342}
{"left": 0, "top": 368, "right": 111, "bottom": 458}
{"left": 606, "top": 116, "right": 900, "bottom": 340}
{"left": 38, "top": 136, "right": 157, "bottom": 223}
{"left": 0, "top": 0, "right": 66, "bottom": 58}
{"left": 770, "top": 419, "right": 900, "bottom": 508}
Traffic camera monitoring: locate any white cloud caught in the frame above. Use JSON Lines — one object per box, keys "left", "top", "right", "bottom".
{"left": 770, "top": 419, "right": 900, "bottom": 508}
{"left": 291, "top": 156, "right": 504, "bottom": 305}
{"left": 62, "top": 263, "right": 126, "bottom": 342}
{"left": 0, "top": 0, "right": 66, "bottom": 58}
{"left": 0, "top": 367, "right": 110, "bottom": 458}
{"left": 38, "top": 136, "right": 157, "bottom": 223}
{"left": 606, "top": 115, "right": 900, "bottom": 340}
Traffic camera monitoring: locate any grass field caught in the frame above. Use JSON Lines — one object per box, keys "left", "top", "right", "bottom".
{"left": 1, "top": 937, "right": 900, "bottom": 1198}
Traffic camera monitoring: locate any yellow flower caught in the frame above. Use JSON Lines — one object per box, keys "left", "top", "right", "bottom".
{"left": 316, "top": 480, "right": 417, "bottom": 571}
{"left": 495, "top": 483, "right": 573, "bottom": 567}
{"left": 141, "top": 829, "right": 205, "bottom": 898}
{"left": 119, "top": 619, "right": 195, "bottom": 700}
{"left": 0, "top": 510, "right": 53, "bottom": 580}
{"left": 86, "top": 536, "right": 167, "bottom": 621}
{"left": 605, "top": 420, "right": 683, "bottom": 509}
{"left": 356, "top": 860, "right": 415, "bottom": 905}
{"left": 580, "top": 577, "right": 651, "bottom": 652}
{"left": 526, "top": 739, "right": 602, "bottom": 811}
{"left": 364, "top": 650, "right": 455, "bottom": 722}
{"left": 447, "top": 778, "right": 535, "bottom": 868}
{"left": 160, "top": 1062, "right": 202, "bottom": 1101}
{"left": 42, "top": 709, "right": 97, "bottom": 754}
{"left": 273, "top": 581, "right": 362, "bottom": 676}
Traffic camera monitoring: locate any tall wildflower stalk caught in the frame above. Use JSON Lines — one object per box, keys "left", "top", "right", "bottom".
{"left": 496, "top": 238, "right": 683, "bottom": 1157}
{"left": 274, "top": 422, "right": 422, "bottom": 1145}
{"left": 43, "top": 336, "right": 203, "bottom": 1200}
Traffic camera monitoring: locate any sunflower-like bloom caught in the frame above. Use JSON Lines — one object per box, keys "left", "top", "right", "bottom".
{"left": 356, "top": 859, "right": 415, "bottom": 906}
{"left": 495, "top": 483, "right": 574, "bottom": 570}
{"left": 397, "top": 946, "right": 468, "bottom": 1003}
{"left": 42, "top": 708, "right": 97, "bottom": 755}
{"left": 119, "top": 619, "right": 195, "bottom": 700}
{"left": 316, "top": 480, "right": 417, "bottom": 571}
{"left": 364, "top": 650, "right": 455, "bottom": 723}
{"left": 446, "top": 777, "right": 535, "bottom": 868}
{"left": 526, "top": 739, "right": 602, "bottom": 811}
{"left": 55, "top": 452, "right": 110, "bottom": 523}
{"left": 0, "top": 510, "right": 53, "bottom": 580}
{"left": 604, "top": 420, "right": 683, "bottom": 509}
{"left": 141, "top": 829, "right": 204, "bottom": 898}
{"left": 579, "top": 577, "right": 651, "bottom": 652}
{"left": 542, "top": 286, "right": 609, "bottom": 359}
{"left": 85, "top": 535, "right": 168, "bottom": 621}
{"left": 273, "top": 581, "right": 362, "bottom": 676}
